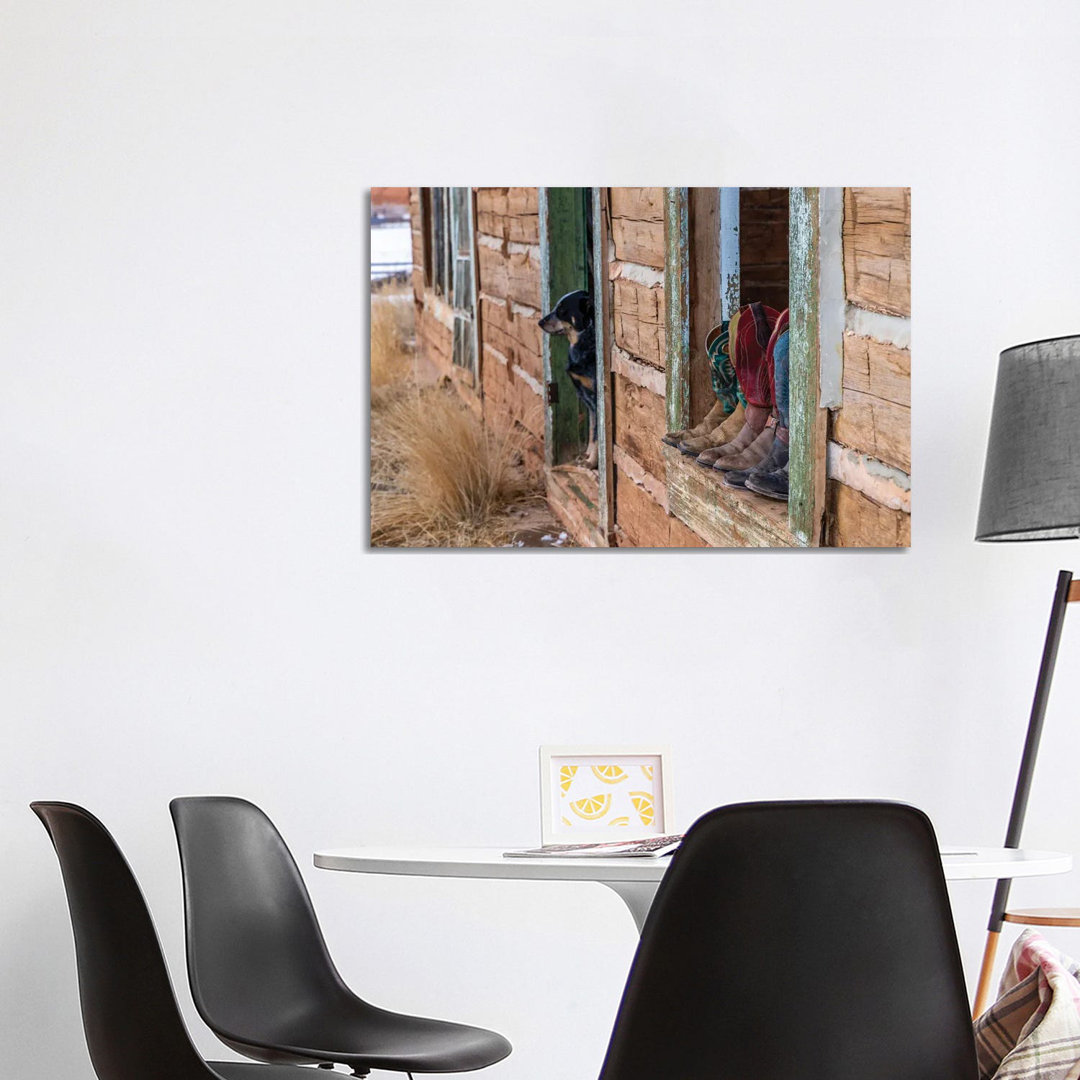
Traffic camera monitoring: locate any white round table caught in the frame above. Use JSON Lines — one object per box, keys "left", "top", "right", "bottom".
{"left": 314, "top": 845, "right": 1073, "bottom": 933}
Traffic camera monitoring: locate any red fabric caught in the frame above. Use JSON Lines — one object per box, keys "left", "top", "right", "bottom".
{"left": 765, "top": 308, "right": 790, "bottom": 403}
{"left": 734, "top": 303, "right": 781, "bottom": 408}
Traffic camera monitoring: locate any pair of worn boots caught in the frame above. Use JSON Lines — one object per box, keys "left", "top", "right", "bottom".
{"left": 723, "top": 431, "right": 789, "bottom": 501}
{"left": 662, "top": 399, "right": 744, "bottom": 457}
{"left": 664, "top": 400, "right": 760, "bottom": 468}
{"left": 662, "top": 402, "right": 789, "bottom": 501}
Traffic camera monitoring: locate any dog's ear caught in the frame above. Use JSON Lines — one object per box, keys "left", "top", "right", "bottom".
{"left": 578, "top": 294, "right": 594, "bottom": 327}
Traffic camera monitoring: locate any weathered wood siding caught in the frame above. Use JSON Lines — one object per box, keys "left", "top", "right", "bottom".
{"left": 843, "top": 187, "right": 910, "bottom": 316}
{"left": 827, "top": 482, "right": 911, "bottom": 547}
{"left": 474, "top": 187, "right": 544, "bottom": 473}
{"left": 613, "top": 278, "right": 665, "bottom": 369}
{"left": 614, "top": 463, "right": 707, "bottom": 548}
{"left": 827, "top": 187, "right": 911, "bottom": 547}
{"left": 609, "top": 187, "right": 665, "bottom": 269}
{"left": 547, "top": 465, "right": 606, "bottom": 547}
{"left": 601, "top": 188, "right": 707, "bottom": 546}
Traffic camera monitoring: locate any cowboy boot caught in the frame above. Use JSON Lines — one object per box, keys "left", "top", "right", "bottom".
{"left": 723, "top": 432, "right": 789, "bottom": 489}
{"left": 693, "top": 414, "right": 767, "bottom": 470}
{"left": 712, "top": 422, "right": 776, "bottom": 472}
{"left": 662, "top": 398, "right": 728, "bottom": 447}
{"left": 746, "top": 457, "right": 790, "bottom": 500}
{"left": 678, "top": 401, "right": 745, "bottom": 456}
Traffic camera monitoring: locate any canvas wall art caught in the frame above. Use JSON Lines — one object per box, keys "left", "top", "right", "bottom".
{"left": 370, "top": 187, "right": 910, "bottom": 549}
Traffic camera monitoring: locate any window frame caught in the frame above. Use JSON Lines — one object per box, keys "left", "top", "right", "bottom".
{"left": 420, "top": 186, "right": 479, "bottom": 380}
{"left": 661, "top": 186, "right": 836, "bottom": 547}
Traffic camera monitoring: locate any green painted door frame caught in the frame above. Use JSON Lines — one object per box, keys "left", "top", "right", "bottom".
{"left": 539, "top": 187, "right": 591, "bottom": 466}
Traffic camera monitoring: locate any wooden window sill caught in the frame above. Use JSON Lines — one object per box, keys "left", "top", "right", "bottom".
{"left": 661, "top": 444, "right": 800, "bottom": 548}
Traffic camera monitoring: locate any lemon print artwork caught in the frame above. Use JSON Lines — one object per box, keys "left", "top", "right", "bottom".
{"left": 556, "top": 757, "right": 662, "bottom": 833}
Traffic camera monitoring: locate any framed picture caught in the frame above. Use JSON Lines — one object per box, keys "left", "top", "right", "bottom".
{"left": 539, "top": 745, "right": 672, "bottom": 845}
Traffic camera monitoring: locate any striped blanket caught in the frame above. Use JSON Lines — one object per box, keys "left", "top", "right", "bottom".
{"left": 975, "top": 929, "right": 1080, "bottom": 1079}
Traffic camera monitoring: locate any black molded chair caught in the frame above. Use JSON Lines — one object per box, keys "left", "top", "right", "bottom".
{"left": 598, "top": 801, "right": 979, "bottom": 1080}
{"left": 169, "top": 796, "right": 511, "bottom": 1077}
{"left": 31, "top": 801, "right": 315, "bottom": 1080}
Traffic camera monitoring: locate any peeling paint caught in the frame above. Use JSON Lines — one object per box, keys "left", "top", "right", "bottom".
{"left": 663, "top": 188, "right": 690, "bottom": 431}
{"left": 787, "top": 187, "right": 823, "bottom": 546}
{"left": 567, "top": 482, "right": 596, "bottom": 511}
{"left": 720, "top": 187, "right": 740, "bottom": 321}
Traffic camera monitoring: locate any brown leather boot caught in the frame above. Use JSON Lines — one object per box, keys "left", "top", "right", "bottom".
{"left": 723, "top": 433, "right": 789, "bottom": 490}
{"left": 679, "top": 402, "right": 745, "bottom": 457}
{"left": 712, "top": 423, "right": 776, "bottom": 472}
{"left": 662, "top": 399, "right": 728, "bottom": 448}
{"left": 692, "top": 416, "right": 760, "bottom": 467}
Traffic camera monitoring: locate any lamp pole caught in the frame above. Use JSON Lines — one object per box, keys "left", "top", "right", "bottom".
{"left": 972, "top": 569, "right": 1076, "bottom": 1017}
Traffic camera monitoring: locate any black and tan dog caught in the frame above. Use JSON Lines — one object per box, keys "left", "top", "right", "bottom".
{"left": 538, "top": 289, "right": 598, "bottom": 468}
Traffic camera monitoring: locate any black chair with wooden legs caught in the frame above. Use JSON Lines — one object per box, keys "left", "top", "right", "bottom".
{"left": 31, "top": 801, "right": 314, "bottom": 1080}
{"left": 596, "top": 801, "right": 979, "bottom": 1080}
{"left": 169, "top": 796, "right": 511, "bottom": 1079}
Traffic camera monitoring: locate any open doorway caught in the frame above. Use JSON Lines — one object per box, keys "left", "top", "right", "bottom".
{"left": 541, "top": 187, "right": 595, "bottom": 465}
{"left": 539, "top": 187, "right": 609, "bottom": 545}
{"left": 664, "top": 186, "right": 826, "bottom": 547}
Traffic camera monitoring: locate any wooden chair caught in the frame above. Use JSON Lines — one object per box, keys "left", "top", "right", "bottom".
{"left": 1004, "top": 909, "right": 1080, "bottom": 929}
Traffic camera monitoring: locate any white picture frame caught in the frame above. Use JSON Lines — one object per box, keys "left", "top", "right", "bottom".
{"left": 538, "top": 745, "right": 673, "bottom": 845}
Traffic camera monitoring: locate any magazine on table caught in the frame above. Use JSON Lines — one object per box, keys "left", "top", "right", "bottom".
{"left": 504, "top": 834, "right": 683, "bottom": 859}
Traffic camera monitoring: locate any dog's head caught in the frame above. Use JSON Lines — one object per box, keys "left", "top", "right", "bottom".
{"left": 539, "top": 290, "right": 593, "bottom": 341}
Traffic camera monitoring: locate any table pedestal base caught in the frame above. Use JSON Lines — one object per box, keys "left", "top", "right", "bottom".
{"left": 601, "top": 881, "right": 659, "bottom": 935}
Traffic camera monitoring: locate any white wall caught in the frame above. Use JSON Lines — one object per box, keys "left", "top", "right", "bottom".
{"left": 4, "top": 2, "right": 1080, "bottom": 1077}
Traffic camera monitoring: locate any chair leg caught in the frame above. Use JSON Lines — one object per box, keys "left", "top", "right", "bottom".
{"left": 972, "top": 929, "right": 1001, "bottom": 1019}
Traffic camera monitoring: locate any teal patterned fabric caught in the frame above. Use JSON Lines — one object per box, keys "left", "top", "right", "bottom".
{"left": 706, "top": 320, "right": 746, "bottom": 413}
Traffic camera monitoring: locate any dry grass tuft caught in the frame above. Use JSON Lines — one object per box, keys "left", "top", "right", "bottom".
{"left": 370, "top": 278, "right": 415, "bottom": 393}
{"left": 371, "top": 387, "right": 539, "bottom": 548}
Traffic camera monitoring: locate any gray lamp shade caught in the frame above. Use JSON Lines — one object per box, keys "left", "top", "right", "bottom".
{"left": 976, "top": 335, "right": 1080, "bottom": 541}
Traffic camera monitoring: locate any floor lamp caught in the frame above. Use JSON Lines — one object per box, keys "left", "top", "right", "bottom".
{"left": 972, "top": 334, "right": 1080, "bottom": 1018}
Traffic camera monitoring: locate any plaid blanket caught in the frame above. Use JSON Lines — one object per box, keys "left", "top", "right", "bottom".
{"left": 975, "top": 929, "right": 1080, "bottom": 1079}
